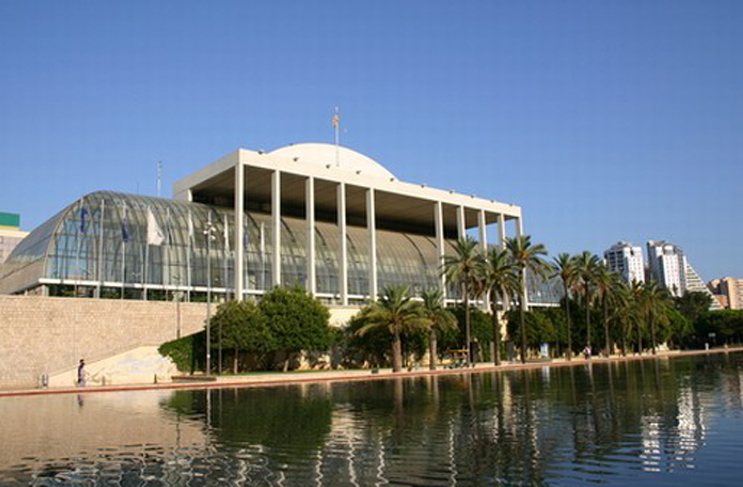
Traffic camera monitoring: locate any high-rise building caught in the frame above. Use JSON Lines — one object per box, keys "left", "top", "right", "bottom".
{"left": 708, "top": 278, "right": 743, "bottom": 310}
{"left": 0, "top": 212, "right": 28, "bottom": 266}
{"left": 646, "top": 239, "right": 720, "bottom": 309}
{"left": 604, "top": 241, "right": 645, "bottom": 284}
{"left": 646, "top": 240, "right": 686, "bottom": 296}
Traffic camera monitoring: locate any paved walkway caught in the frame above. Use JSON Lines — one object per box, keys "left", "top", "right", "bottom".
{"left": 1, "top": 347, "right": 740, "bottom": 398}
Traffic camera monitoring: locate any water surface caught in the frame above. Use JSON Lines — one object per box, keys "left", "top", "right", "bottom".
{"left": 2, "top": 353, "right": 743, "bottom": 486}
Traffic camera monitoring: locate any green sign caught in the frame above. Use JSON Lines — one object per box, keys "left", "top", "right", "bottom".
{"left": 0, "top": 212, "right": 20, "bottom": 228}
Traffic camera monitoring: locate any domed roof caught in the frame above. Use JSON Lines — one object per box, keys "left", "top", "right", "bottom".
{"left": 269, "top": 143, "right": 396, "bottom": 180}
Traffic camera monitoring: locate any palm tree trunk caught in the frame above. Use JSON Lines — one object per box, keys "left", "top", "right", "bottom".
{"left": 520, "top": 270, "right": 527, "bottom": 364}
{"left": 637, "top": 320, "right": 643, "bottom": 355}
{"left": 464, "top": 283, "right": 472, "bottom": 365}
{"left": 585, "top": 286, "right": 592, "bottom": 352}
{"left": 429, "top": 329, "right": 437, "bottom": 371}
{"left": 650, "top": 312, "right": 657, "bottom": 355}
{"left": 491, "top": 299, "right": 501, "bottom": 366}
{"left": 622, "top": 326, "right": 628, "bottom": 357}
{"left": 392, "top": 330, "right": 403, "bottom": 372}
{"left": 233, "top": 348, "right": 238, "bottom": 374}
{"left": 564, "top": 282, "right": 572, "bottom": 361}
{"left": 603, "top": 296, "right": 610, "bottom": 357}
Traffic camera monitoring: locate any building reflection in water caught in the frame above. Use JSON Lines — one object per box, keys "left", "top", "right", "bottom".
{"left": 2, "top": 353, "right": 740, "bottom": 486}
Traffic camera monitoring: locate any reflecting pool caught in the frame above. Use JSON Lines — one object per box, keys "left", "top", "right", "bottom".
{"left": 2, "top": 353, "right": 743, "bottom": 486}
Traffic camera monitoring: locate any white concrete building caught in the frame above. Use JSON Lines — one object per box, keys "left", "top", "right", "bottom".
{"left": 708, "top": 277, "right": 743, "bottom": 310}
{"left": 2, "top": 143, "right": 568, "bottom": 307}
{"left": 604, "top": 241, "right": 645, "bottom": 284}
{"left": 173, "top": 143, "right": 524, "bottom": 305}
{"left": 174, "top": 143, "right": 523, "bottom": 305}
{"left": 645, "top": 240, "right": 719, "bottom": 308}
{"left": 647, "top": 240, "right": 686, "bottom": 296}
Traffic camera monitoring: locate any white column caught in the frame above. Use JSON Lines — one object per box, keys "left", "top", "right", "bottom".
{"left": 434, "top": 201, "right": 446, "bottom": 296}
{"left": 366, "top": 188, "right": 378, "bottom": 301}
{"left": 338, "top": 183, "right": 348, "bottom": 305}
{"left": 272, "top": 170, "right": 281, "bottom": 288}
{"left": 479, "top": 209, "right": 489, "bottom": 310}
{"left": 457, "top": 205, "right": 466, "bottom": 240}
{"left": 306, "top": 176, "right": 316, "bottom": 295}
{"left": 478, "top": 209, "right": 488, "bottom": 251}
{"left": 515, "top": 215, "right": 527, "bottom": 310}
{"left": 234, "top": 162, "right": 244, "bottom": 300}
{"left": 497, "top": 213, "right": 506, "bottom": 249}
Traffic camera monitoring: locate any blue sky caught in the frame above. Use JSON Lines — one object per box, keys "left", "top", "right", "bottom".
{"left": 1, "top": 1, "right": 741, "bottom": 279}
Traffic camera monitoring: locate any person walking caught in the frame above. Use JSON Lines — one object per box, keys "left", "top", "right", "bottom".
{"left": 583, "top": 346, "right": 592, "bottom": 360}
{"left": 77, "top": 359, "right": 86, "bottom": 387}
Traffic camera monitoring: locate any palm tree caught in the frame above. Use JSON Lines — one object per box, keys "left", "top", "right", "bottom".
{"left": 642, "top": 281, "right": 670, "bottom": 355}
{"left": 610, "top": 281, "right": 633, "bottom": 356}
{"left": 575, "top": 251, "right": 600, "bottom": 355}
{"left": 630, "top": 281, "right": 645, "bottom": 354}
{"left": 552, "top": 253, "right": 578, "bottom": 361}
{"left": 505, "top": 235, "right": 550, "bottom": 364}
{"left": 420, "top": 288, "right": 457, "bottom": 370}
{"left": 356, "top": 285, "right": 426, "bottom": 372}
{"left": 442, "top": 236, "right": 486, "bottom": 364}
{"left": 480, "top": 247, "right": 519, "bottom": 365}
{"left": 593, "top": 264, "right": 616, "bottom": 357}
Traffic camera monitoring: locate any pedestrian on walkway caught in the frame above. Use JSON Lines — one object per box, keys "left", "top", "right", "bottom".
{"left": 77, "top": 359, "right": 86, "bottom": 387}
{"left": 583, "top": 346, "right": 592, "bottom": 360}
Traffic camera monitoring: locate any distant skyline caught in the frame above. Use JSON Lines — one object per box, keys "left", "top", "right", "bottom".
{"left": 0, "top": 1, "right": 741, "bottom": 280}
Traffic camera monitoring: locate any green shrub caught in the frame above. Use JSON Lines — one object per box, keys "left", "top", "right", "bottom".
{"left": 159, "top": 331, "right": 205, "bottom": 373}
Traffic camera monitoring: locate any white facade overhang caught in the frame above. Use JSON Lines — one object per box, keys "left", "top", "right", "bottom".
{"left": 173, "top": 144, "right": 522, "bottom": 233}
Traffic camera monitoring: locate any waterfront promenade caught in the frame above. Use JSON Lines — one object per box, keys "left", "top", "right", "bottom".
{"left": 1, "top": 346, "right": 740, "bottom": 398}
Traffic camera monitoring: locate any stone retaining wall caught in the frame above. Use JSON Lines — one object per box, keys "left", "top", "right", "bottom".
{"left": 0, "top": 295, "right": 360, "bottom": 389}
{"left": 0, "top": 295, "right": 208, "bottom": 389}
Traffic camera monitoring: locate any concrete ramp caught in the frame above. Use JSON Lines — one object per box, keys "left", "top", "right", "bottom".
{"left": 49, "top": 346, "right": 178, "bottom": 388}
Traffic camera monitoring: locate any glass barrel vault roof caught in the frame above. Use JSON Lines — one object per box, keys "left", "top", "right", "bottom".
{"left": 0, "top": 191, "right": 560, "bottom": 305}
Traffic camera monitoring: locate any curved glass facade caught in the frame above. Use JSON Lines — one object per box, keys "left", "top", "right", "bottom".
{"left": 0, "top": 192, "right": 446, "bottom": 301}
{"left": 0, "top": 191, "right": 561, "bottom": 305}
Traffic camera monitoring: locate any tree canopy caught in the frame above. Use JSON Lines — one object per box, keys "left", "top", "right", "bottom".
{"left": 675, "top": 291, "right": 713, "bottom": 325}
{"left": 210, "top": 300, "right": 274, "bottom": 354}
{"left": 259, "top": 285, "right": 334, "bottom": 355}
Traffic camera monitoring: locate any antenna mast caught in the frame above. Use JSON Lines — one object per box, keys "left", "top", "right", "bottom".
{"left": 157, "top": 161, "right": 162, "bottom": 197}
{"left": 332, "top": 107, "right": 340, "bottom": 167}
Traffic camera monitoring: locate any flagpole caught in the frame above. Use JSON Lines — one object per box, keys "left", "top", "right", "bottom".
{"left": 144, "top": 206, "right": 150, "bottom": 301}
{"left": 121, "top": 202, "right": 127, "bottom": 300}
{"left": 97, "top": 198, "right": 105, "bottom": 298}
{"left": 260, "top": 221, "right": 265, "bottom": 291}
{"left": 243, "top": 213, "right": 248, "bottom": 297}
{"left": 165, "top": 206, "right": 171, "bottom": 300}
{"left": 74, "top": 198, "right": 85, "bottom": 297}
{"left": 187, "top": 209, "right": 193, "bottom": 302}
{"left": 223, "top": 213, "right": 229, "bottom": 302}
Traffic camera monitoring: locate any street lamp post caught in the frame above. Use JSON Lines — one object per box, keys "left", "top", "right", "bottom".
{"left": 172, "top": 274, "right": 182, "bottom": 340}
{"left": 215, "top": 276, "right": 223, "bottom": 375}
{"left": 204, "top": 219, "right": 217, "bottom": 376}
